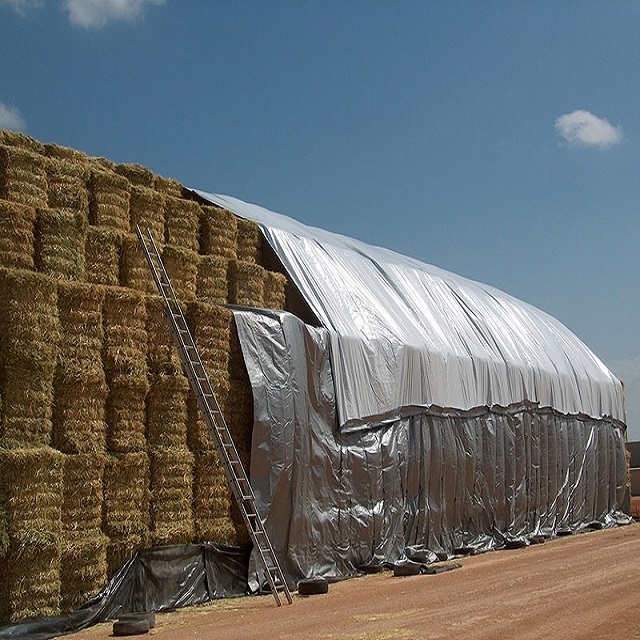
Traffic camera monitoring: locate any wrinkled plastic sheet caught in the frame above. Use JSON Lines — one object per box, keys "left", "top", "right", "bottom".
{"left": 236, "top": 310, "right": 631, "bottom": 589}
{"left": 0, "top": 544, "right": 249, "bottom": 640}
{"left": 196, "top": 191, "right": 625, "bottom": 428}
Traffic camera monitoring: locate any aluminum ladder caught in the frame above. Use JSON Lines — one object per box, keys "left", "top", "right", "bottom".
{"left": 136, "top": 225, "right": 293, "bottom": 606}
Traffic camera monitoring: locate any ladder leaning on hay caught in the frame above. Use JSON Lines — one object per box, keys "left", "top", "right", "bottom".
{"left": 136, "top": 225, "right": 293, "bottom": 607}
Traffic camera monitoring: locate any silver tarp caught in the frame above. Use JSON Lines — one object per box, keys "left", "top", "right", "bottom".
{"left": 193, "top": 191, "right": 630, "bottom": 587}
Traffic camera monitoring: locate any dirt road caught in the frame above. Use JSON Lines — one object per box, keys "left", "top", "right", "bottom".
{"left": 67, "top": 522, "right": 640, "bottom": 640}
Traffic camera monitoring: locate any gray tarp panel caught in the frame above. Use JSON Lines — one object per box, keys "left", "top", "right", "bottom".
{"left": 236, "top": 310, "right": 630, "bottom": 588}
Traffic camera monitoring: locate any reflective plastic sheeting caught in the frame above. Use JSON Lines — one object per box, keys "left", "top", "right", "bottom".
{"left": 236, "top": 310, "right": 630, "bottom": 588}
{"left": 196, "top": 191, "right": 624, "bottom": 428}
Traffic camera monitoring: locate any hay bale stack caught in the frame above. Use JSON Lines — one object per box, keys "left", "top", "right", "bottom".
{"left": 149, "top": 446, "right": 194, "bottom": 546}
{"left": 145, "top": 294, "right": 182, "bottom": 375}
{"left": 153, "top": 175, "right": 183, "bottom": 198}
{"left": 60, "top": 531, "right": 108, "bottom": 613}
{"left": 193, "top": 450, "right": 237, "bottom": 545}
{"left": 44, "top": 156, "right": 89, "bottom": 214}
{"left": 0, "top": 199, "right": 36, "bottom": 270}
{"left": 0, "top": 144, "right": 48, "bottom": 209}
{"left": 235, "top": 218, "right": 262, "bottom": 264}
{"left": 128, "top": 185, "right": 164, "bottom": 240}
{"left": 0, "top": 446, "right": 63, "bottom": 622}
{"left": 164, "top": 195, "right": 199, "bottom": 251}
{"left": 120, "top": 232, "right": 157, "bottom": 294}
{"left": 88, "top": 170, "right": 130, "bottom": 232}
{"left": 35, "top": 208, "right": 88, "bottom": 281}
{"left": 162, "top": 245, "right": 199, "bottom": 302}
{"left": 196, "top": 255, "right": 228, "bottom": 305}
{"left": 0, "top": 268, "right": 60, "bottom": 446}
{"left": 85, "top": 226, "right": 122, "bottom": 286}
{"left": 146, "top": 373, "right": 189, "bottom": 448}
{"left": 199, "top": 205, "right": 237, "bottom": 259}
{"left": 61, "top": 453, "right": 106, "bottom": 533}
{"left": 227, "top": 259, "right": 266, "bottom": 308}
{"left": 263, "top": 270, "right": 287, "bottom": 310}
{"left": 115, "top": 163, "right": 155, "bottom": 188}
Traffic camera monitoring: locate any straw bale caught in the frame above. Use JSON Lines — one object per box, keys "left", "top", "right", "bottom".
{"left": 154, "top": 174, "right": 183, "bottom": 198}
{"left": 235, "top": 217, "right": 262, "bottom": 264}
{"left": 115, "top": 162, "right": 155, "bottom": 188}
{"left": 60, "top": 531, "right": 108, "bottom": 613}
{"left": 85, "top": 226, "right": 122, "bottom": 286}
{"left": 43, "top": 142, "right": 88, "bottom": 164}
{"left": 164, "top": 195, "right": 200, "bottom": 251}
{"left": 128, "top": 185, "right": 164, "bottom": 240}
{"left": 0, "top": 445, "right": 63, "bottom": 537}
{"left": 146, "top": 373, "right": 189, "bottom": 448}
{"left": 52, "top": 379, "right": 107, "bottom": 453}
{"left": 102, "top": 451, "right": 150, "bottom": 538}
{"left": 62, "top": 452, "right": 106, "bottom": 532}
{"left": 106, "top": 532, "right": 149, "bottom": 578}
{"left": 186, "top": 377, "right": 230, "bottom": 452}
{"left": 0, "top": 129, "right": 45, "bottom": 154}
{"left": 0, "top": 199, "right": 36, "bottom": 270}
{"left": 145, "top": 294, "right": 182, "bottom": 375}
{"left": 199, "top": 205, "right": 237, "bottom": 259}
{"left": 88, "top": 170, "right": 130, "bottom": 232}
{"left": 0, "top": 531, "right": 61, "bottom": 623}
{"left": 0, "top": 144, "right": 48, "bottom": 209}
{"left": 35, "top": 208, "right": 88, "bottom": 281}
{"left": 45, "top": 157, "right": 89, "bottom": 213}
{"left": 87, "top": 156, "right": 115, "bottom": 172}
{"left": 186, "top": 301, "right": 233, "bottom": 380}
{"left": 105, "top": 374, "right": 149, "bottom": 453}
{"left": 196, "top": 255, "right": 228, "bottom": 305}
{"left": 162, "top": 244, "right": 199, "bottom": 302}
{"left": 149, "top": 446, "right": 194, "bottom": 545}
{"left": 227, "top": 259, "right": 266, "bottom": 308}
{"left": 119, "top": 232, "right": 157, "bottom": 295}
{"left": 263, "top": 270, "right": 287, "bottom": 310}
{"left": 102, "top": 286, "right": 148, "bottom": 377}
{"left": 222, "top": 378, "right": 253, "bottom": 473}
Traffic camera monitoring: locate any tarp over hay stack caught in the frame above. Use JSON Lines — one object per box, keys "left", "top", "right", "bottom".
{"left": 0, "top": 130, "right": 289, "bottom": 627}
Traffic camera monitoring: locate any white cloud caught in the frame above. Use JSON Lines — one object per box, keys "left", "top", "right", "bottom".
{"left": 64, "top": 0, "right": 166, "bottom": 29}
{"left": 0, "top": 0, "right": 43, "bottom": 16}
{"left": 0, "top": 102, "right": 26, "bottom": 131}
{"left": 555, "top": 110, "right": 623, "bottom": 148}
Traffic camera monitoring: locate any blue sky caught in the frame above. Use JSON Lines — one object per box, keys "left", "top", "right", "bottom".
{"left": 2, "top": 1, "right": 639, "bottom": 438}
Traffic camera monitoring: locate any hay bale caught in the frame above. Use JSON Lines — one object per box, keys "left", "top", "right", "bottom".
{"left": 0, "top": 199, "right": 36, "bottom": 270}
{"left": 102, "top": 451, "right": 150, "bottom": 539}
{"left": 196, "top": 255, "right": 228, "bottom": 305}
{"left": 101, "top": 286, "right": 148, "bottom": 378}
{"left": 146, "top": 373, "right": 189, "bottom": 448}
{"left": 85, "top": 226, "right": 122, "bottom": 286}
{"left": 164, "top": 195, "right": 200, "bottom": 251}
{"left": 35, "top": 208, "right": 88, "bottom": 281}
{"left": 149, "top": 446, "right": 194, "bottom": 546}
{"left": 128, "top": 185, "right": 164, "bottom": 240}
{"left": 60, "top": 531, "right": 108, "bottom": 613}
{"left": 199, "top": 206, "right": 237, "bottom": 259}
{"left": 119, "top": 232, "right": 157, "bottom": 295}
{"left": 105, "top": 374, "right": 149, "bottom": 453}
{"left": 153, "top": 174, "right": 183, "bottom": 198}
{"left": 235, "top": 218, "right": 262, "bottom": 264}
{"left": 186, "top": 378, "right": 230, "bottom": 453}
{"left": 52, "top": 379, "right": 108, "bottom": 453}
{"left": 106, "top": 532, "right": 148, "bottom": 578}
{"left": 162, "top": 244, "right": 198, "bottom": 302}
{"left": 263, "top": 270, "right": 287, "bottom": 310}
{"left": 0, "top": 531, "right": 61, "bottom": 623}
{"left": 227, "top": 259, "right": 266, "bottom": 308}
{"left": 44, "top": 157, "right": 89, "bottom": 213}
{"left": 62, "top": 453, "right": 106, "bottom": 532}
{"left": 115, "top": 162, "right": 155, "bottom": 188}
{"left": 43, "top": 142, "right": 88, "bottom": 164}
{"left": 145, "top": 294, "right": 182, "bottom": 375}
{"left": 88, "top": 170, "right": 130, "bottom": 232}
{"left": 186, "top": 301, "right": 233, "bottom": 381}
{"left": 0, "top": 130, "right": 45, "bottom": 155}
{"left": 0, "top": 144, "right": 48, "bottom": 209}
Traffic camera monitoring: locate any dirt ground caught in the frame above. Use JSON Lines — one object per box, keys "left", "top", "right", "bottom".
{"left": 66, "top": 522, "right": 640, "bottom": 640}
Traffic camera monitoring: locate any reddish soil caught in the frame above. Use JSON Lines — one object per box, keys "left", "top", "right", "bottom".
{"left": 67, "top": 522, "right": 640, "bottom": 640}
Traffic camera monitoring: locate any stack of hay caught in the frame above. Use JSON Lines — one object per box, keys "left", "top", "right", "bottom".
{"left": 0, "top": 128, "right": 292, "bottom": 624}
